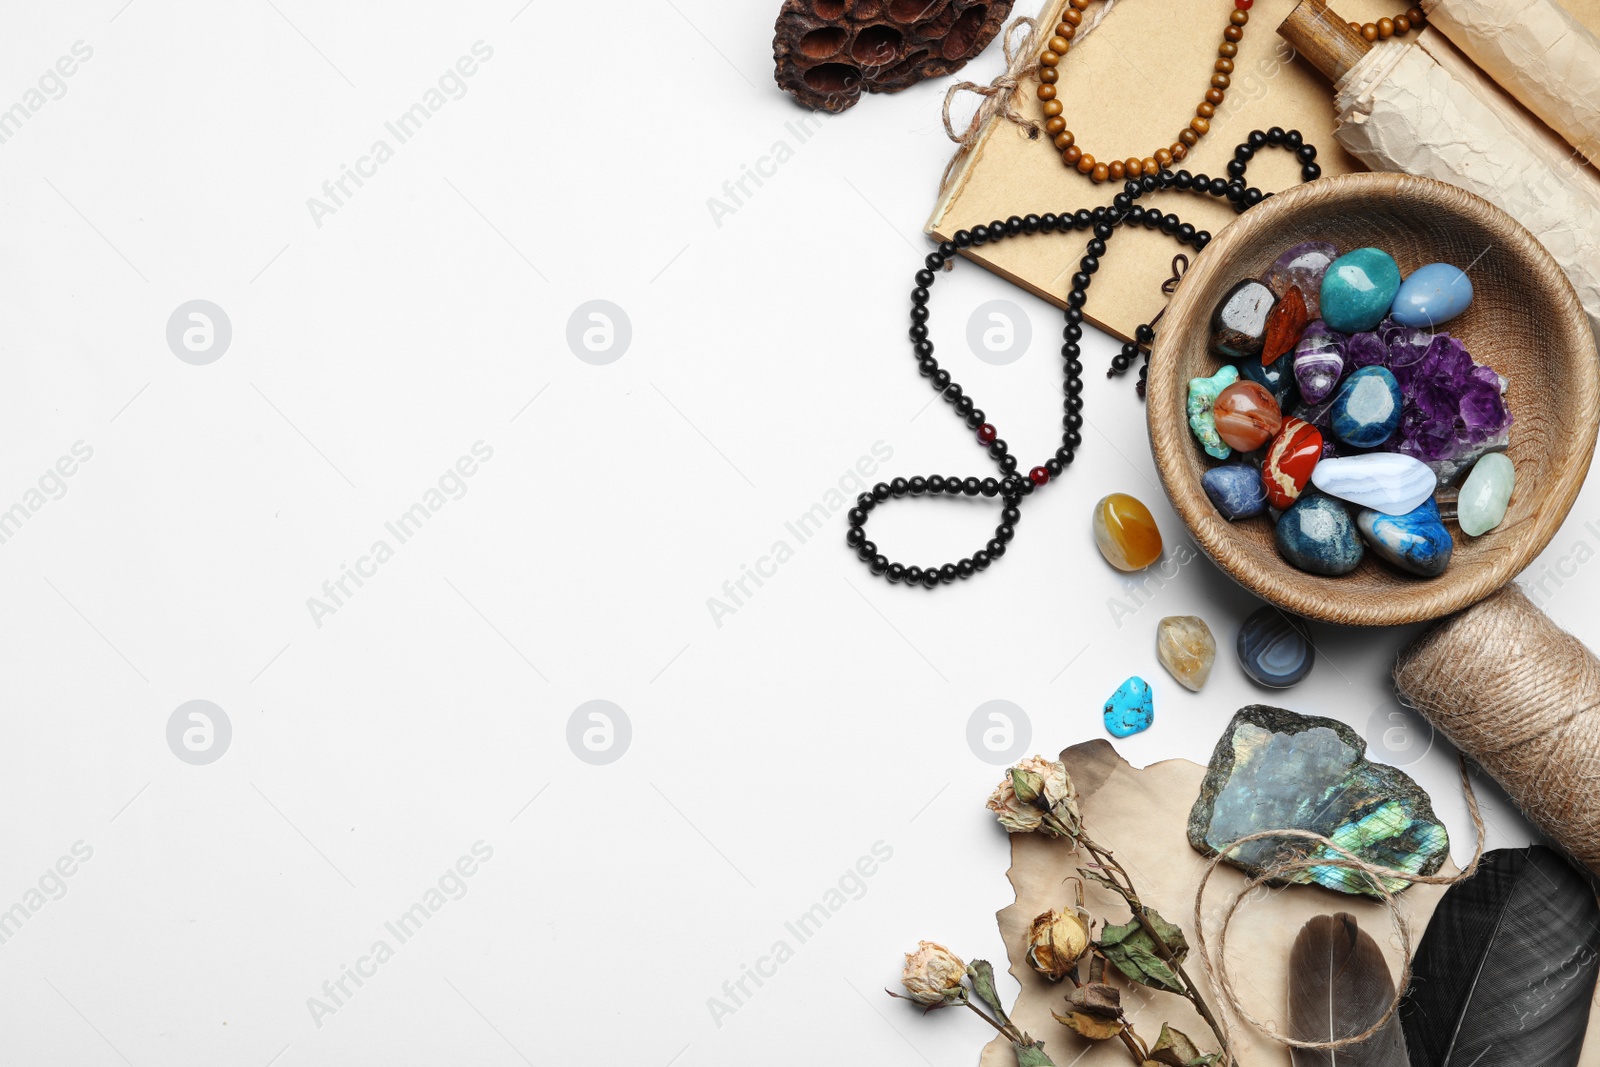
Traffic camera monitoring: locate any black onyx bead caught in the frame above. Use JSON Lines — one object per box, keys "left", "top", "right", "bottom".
{"left": 1234, "top": 143, "right": 1254, "bottom": 161}
{"left": 1087, "top": 238, "right": 1107, "bottom": 256}
{"left": 886, "top": 563, "right": 905, "bottom": 582}
{"left": 1061, "top": 344, "right": 1080, "bottom": 359}
{"left": 1065, "top": 324, "right": 1083, "bottom": 341}
{"left": 1208, "top": 178, "right": 1228, "bottom": 197}
{"left": 926, "top": 253, "right": 947, "bottom": 270}
{"left": 988, "top": 440, "right": 1009, "bottom": 458}
{"left": 1227, "top": 159, "right": 1247, "bottom": 178}
{"left": 1004, "top": 216, "right": 1023, "bottom": 235}
{"left": 890, "top": 477, "right": 909, "bottom": 496}
{"left": 987, "top": 539, "right": 1006, "bottom": 558}
{"left": 989, "top": 219, "right": 1005, "bottom": 235}
{"left": 1065, "top": 412, "right": 1083, "bottom": 430}
{"left": 1001, "top": 506, "right": 1021, "bottom": 525}
{"left": 980, "top": 478, "right": 999, "bottom": 497}
{"left": 1135, "top": 324, "right": 1154, "bottom": 344}
{"left": 927, "top": 475, "right": 945, "bottom": 493}
{"left": 1302, "top": 163, "right": 1322, "bottom": 181}
{"left": 857, "top": 541, "right": 876, "bottom": 560}
{"left": 953, "top": 231, "right": 972, "bottom": 248}
{"left": 999, "top": 455, "right": 1018, "bottom": 473}
{"left": 938, "top": 241, "right": 958, "bottom": 257}
{"left": 932, "top": 369, "right": 951, "bottom": 388}
{"left": 917, "top": 359, "right": 937, "bottom": 377}
{"left": 1127, "top": 206, "right": 1146, "bottom": 224}
{"left": 970, "top": 225, "right": 990, "bottom": 245}
{"left": 943, "top": 476, "right": 962, "bottom": 495}
{"left": 939, "top": 563, "right": 958, "bottom": 583}
{"left": 872, "top": 482, "right": 891, "bottom": 501}
{"left": 1225, "top": 183, "right": 1244, "bottom": 203}
{"left": 1192, "top": 172, "right": 1210, "bottom": 188}
{"left": 847, "top": 507, "right": 868, "bottom": 525}
{"left": 1092, "top": 223, "right": 1112, "bottom": 240}
{"left": 972, "top": 551, "right": 991, "bottom": 570}
{"left": 913, "top": 340, "right": 933, "bottom": 358}
{"left": 957, "top": 558, "right": 975, "bottom": 578}
{"left": 1023, "top": 214, "right": 1041, "bottom": 233}
{"left": 1067, "top": 289, "right": 1087, "bottom": 308}
{"left": 1285, "top": 129, "right": 1303, "bottom": 148}
{"left": 908, "top": 476, "right": 927, "bottom": 495}
{"left": 1113, "top": 193, "right": 1132, "bottom": 211}
{"left": 915, "top": 269, "right": 935, "bottom": 286}
{"left": 904, "top": 565, "right": 923, "bottom": 584}
{"left": 1248, "top": 130, "right": 1267, "bottom": 148}
{"left": 1055, "top": 446, "right": 1074, "bottom": 463}
{"left": 955, "top": 397, "right": 973, "bottom": 416}
{"left": 1080, "top": 255, "right": 1099, "bottom": 274}
{"left": 846, "top": 527, "right": 865, "bottom": 547}
{"left": 1072, "top": 271, "right": 1091, "bottom": 289}
{"left": 966, "top": 411, "right": 985, "bottom": 429}
{"left": 1194, "top": 230, "right": 1211, "bottom": 248}
{"left": 870, "top": 554, "right": 889, "bottom": 575}
{"left": 910, "top": 305, "right": 929, "bottom": 323}
{"left": 1267, "top": 126, "right": 1285, "bottom": 144}
{"left": 1141, "top": 174, "right": 1159, "bottom": 192}
{"left": 1065, "top": 430, "right": 1082, "bottom": 448}
{"left": 1074, "top": 209, "right": 1094, "bottom": 228}
{"left": 1296, "top": 144, "right": 1317, "bottom": 163}
{"left": 909, "top": 323, "right": 927, "bottom": 342}
{"left": 962, "top": 477, "right": 980, "bottom": 496}
{"left": 920, "top": 568, "right": 939, "bottom": 589}
{"left": 1045, "top": 459, "right": 1062, "bottom": 476}
{"left": 911, "top": 286, "right": 930, "bottom": 305}
{"left": 1040, "top": 212, "right": 1060, "bottom": 231}
{"left": 1178, "top": 222, "right": 1196, "bottom": 242}
{"left": 1245, "top": 187, "right": 1265, "bottom": 206}
{"left": 1175, "top": 170, "right": 1194, "bottom": 188}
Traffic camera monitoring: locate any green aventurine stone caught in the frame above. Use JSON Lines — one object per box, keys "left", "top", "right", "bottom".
{"left": 1187, "top": 705, "right": 1449, "bottom": 896}
{"left": 1458, "top": 452, "right": 1515, "bottom": 536}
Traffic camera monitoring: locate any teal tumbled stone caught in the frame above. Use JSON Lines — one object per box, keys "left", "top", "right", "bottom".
{"left": 1187, "top": 705, "right": 1450, "bottom": 896}
{"left": 1319, "top": 247, "right": 1402, "bottom": 333}
{"left": 1103, "top": 676, "right": 1154, "bottom": 738}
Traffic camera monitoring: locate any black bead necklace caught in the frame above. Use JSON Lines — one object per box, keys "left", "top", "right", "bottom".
{"left": 848, "top": 128, "right": 1319, "bottom": 589}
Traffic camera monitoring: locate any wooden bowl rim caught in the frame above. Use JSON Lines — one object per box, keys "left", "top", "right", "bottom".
{"left": 1146, "top": 171, "right": 1600, "bottom": 627}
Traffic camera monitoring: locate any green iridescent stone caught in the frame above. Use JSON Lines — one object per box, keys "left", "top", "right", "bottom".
{"left": 1187, "top": 705, "right": 1448, "bottom": 896}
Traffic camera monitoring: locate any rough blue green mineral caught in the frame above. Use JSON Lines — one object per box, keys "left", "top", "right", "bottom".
{"left": 1187, "top": 705, "right": 1448, "bottom": 896}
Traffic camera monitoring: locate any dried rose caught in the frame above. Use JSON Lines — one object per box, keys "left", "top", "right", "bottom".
{"left": 987, "top": 756, "right": 1081, "bottom": 840}
{"left": 1026, "top": 908, "right": 1091, "bottom": 981}
{"left": 900, "top": 940, "right": 966, "bottom": 1005}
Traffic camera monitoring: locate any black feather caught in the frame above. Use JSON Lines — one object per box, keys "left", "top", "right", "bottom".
{"left": 1288, "top": 912, "right": 1410, "bottom": 1066}
{"left": 1401, "top": 845, "right": 1600, "bottom": 1067}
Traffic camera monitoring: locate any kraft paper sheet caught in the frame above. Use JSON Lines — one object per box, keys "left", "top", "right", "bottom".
{"left": 979, "top": 740, "right": 1600, "bottom": 1067}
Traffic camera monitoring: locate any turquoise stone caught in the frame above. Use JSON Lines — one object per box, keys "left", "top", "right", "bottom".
{"left": 1187, "top": 705, "right": 1450, "bottom": 896}
{"left": 1103, "top": 676, "right": 1154, "bottom": 738}
{"left": 1458, "top": 452, "right": 1515, "bottom": 536}
{"left": 1187, "top": 365, "right": 1240, "bottom": 460}
{"left": 1330, "top": 366, "right": 1402, "bottom": 448}
{"left": 1236, "top": 606, "right": 1314, "bottom": 688}
{"left": 1319, "top": 247, "right": 1402, "bottom": 333}
{"left": 1391, "top": 262, "right": 1473, "bottom": 328}
{"left": 1275, "top": 490, "right": 1364, "bottom": 576}
{"left": 1356, "top": 498, "right": 1454, "bottom": 577}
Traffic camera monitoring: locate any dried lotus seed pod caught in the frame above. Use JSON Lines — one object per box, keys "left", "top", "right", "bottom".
{"left": 773, "top": 0, "right": 1015, "bottom": 112}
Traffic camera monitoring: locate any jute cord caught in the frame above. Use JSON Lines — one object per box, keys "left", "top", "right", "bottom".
{"left": 938, "top": 0, "right": 1122, "bottom": 192}
{"left": 1192, "top": 755, "right": 1485, "bottom": 1064}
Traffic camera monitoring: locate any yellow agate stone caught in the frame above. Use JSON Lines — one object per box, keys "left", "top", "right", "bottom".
{"left": 1092, "top": 493, "right": 1163, "bottom": 571}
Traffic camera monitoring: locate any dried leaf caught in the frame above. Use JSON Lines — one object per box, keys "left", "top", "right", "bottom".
{"left": 1096, "top": 909, "right": 1189, "bottom": 994}
{"left": 1061, "top": 981, "right": 1122, "bottom": 1019}
{"left": 1148, "top": 1023, "right": 1208, "bottom": 1065}
{"left": 966, "top": 959, "right": 1008, "bottom": 1022}
{"left": 1053, "top": 1009, "right": 1126, "bottom": 1042}
{"left": 1014, "top": 1041, "right": 1057, "bottom": 1067}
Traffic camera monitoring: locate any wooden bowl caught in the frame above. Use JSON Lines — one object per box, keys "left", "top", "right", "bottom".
{"left": 1147, "top": 172, "right": 1600, "bottom": 627}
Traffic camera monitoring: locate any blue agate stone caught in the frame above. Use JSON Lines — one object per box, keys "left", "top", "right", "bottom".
{"left": 1203, "top": 463, "right": 1269, "bottom": 520}
{"left": 1103, "top": 676, "right": 1154, "bottom": 737}
{"left": 1236, "top": 606, "right": 1314, "bottom": 688}
{"left": 1319, "top": 247, "right": 1402, "bottom": 333}
{"left": 1356, "top": 497, "right": 1454, "bottom": 577}
{"left": 1238, "top": 347, "right": 1298, "bottom": 410}
{"left": 1390, "top": 262, "right": 1473, "bottom": 328}
{"left": 1330, "top": 366, "right": 1402, "bottom": 448}
{"left": 1275, "top": 490, "right": 1364, "bottom": 576}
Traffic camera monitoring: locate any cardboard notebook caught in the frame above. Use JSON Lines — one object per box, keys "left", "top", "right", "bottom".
{"left": 928, "top": 0, "right": 1600, "bottom": 342}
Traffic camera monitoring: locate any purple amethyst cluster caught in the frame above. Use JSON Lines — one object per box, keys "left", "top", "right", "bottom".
{"left": 1292, "top": 317, "right": 1511, "bottom": 472}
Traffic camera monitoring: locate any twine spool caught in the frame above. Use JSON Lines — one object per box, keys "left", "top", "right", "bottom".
{"left": 1395, "top": 582, "right": 1600, "bottom": 879}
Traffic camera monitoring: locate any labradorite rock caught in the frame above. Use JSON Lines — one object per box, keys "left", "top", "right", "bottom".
{"left": 1187, "top": 705, "right": 1449, "bottom": 896}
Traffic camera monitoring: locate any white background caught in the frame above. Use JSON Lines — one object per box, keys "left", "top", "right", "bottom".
{"left": 0, "top": 2, "right": 1585, "bottom": 1065}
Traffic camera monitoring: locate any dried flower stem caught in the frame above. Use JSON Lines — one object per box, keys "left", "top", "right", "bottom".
{"left": 1080, "top": 835, "right": 1236, "bottom": 1066}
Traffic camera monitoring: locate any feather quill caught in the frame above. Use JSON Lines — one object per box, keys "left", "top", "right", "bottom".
{"left": 1401, "top": 845, "right": 1600, "bottom": 1067}
{"left": 1288, "top": 912, "right": 1410, "bottom": 1066}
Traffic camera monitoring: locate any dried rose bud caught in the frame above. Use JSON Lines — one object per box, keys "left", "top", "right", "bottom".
{"left": 900, "top": 940, "right": 967, "bottom": 1005}
{"left": 987, "top": 756, "right": 1081, "bottom": 840}
{"left": 1026, "top": 908, "right": 1091, "bottom": 981}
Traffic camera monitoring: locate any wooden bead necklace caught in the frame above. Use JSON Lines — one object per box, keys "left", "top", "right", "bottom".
{"left": 1036, "top": 0, "right": 1425, "bottom": 184}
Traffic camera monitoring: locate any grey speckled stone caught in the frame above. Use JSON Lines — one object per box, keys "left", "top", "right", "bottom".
{"left": 1187, "top": 705, "right": 1449, "bottom": 896}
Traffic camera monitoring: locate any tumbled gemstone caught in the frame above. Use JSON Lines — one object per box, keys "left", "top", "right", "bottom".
{"left": 1331, "top": 366, "right": 1403, "bottom": 448}
{"left": 1261, "top": 284, "right": 1309, "bottom": 364}
{"left": 1203, "top": 463, "right": 1268, "bottom": 520}
{"left": 1310, "top": 452, "right": 1437, "bottom": 515}
{"left": 1157, "top": 615, "right": 1216, "bottom": 692}
{"left": 1457, "top": 452, "right": 1515, "bottom": 536}
{"left": 1103, "top": 675, "right": 1155, "bottom": 737}
{"left": 1391, "top": 262, "right": 1473, "bottom": 328}
{"left": 1239, "top": 346, "right": 1298, "bottom": 410}
{"left": 1093, "top": 493, "right": 1163, "bottom": 572}
{"left": 1214, "top": 381, "right": 1283, "bottom": 452}
{"left": 1263, "top": 241, "right": 1339, "bottom": 319}
{"left": 1320, "top": 247, "right": 1402, "bottom": 333}
{"left": 1188, "top": 705, "right": 1450, "bottom": 895}
{"left": 1293, "top": 320, "right": 1346, "bottom": 404}
{"left": 1235, "top": 606, "right": 1314, "bottom": 688}
{"left": 1187, "top": 364, "right": 1241, "bottom": 459}
{"left": 1275, "top": 490, "right": 1364, "bottom": 576}
{"left": 1356, "top": 497, "right": 1453, "bottom": 577}
{"left": 1260, "top": 417, "right": 1323, "bottom": 510}
{"left": 1211, "top": 279, "right": 1276, "bottom": 360}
